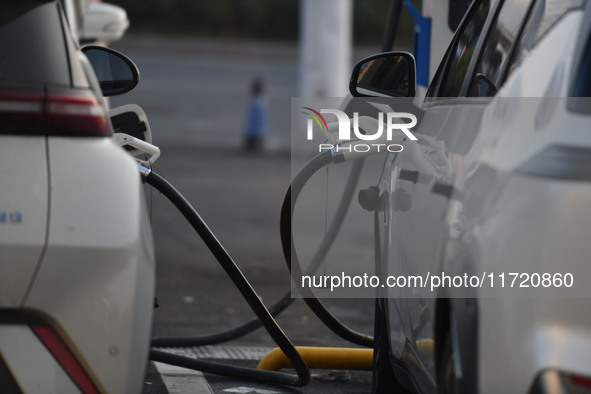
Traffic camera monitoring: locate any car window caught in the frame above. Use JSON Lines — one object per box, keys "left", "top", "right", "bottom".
{"left": 0, "top": 1, "right": 50, "bottom": 26}
{"left": 0, "top": 2, "right": 70, "bottom": 86}
{"left": 509, "top": 0, "right": 585, "bottom": 72}
{"left": 571, "top": 1, "right": 591, "bottom": 99}
{"left": 571, "top": 41, "right": 591, "bottom": 97}
{"left": 468, "top": 0, "right": 534, "bottom": 97}
{"left": 427, "top": 0, "right": 491, "bottom": 97}
{"left": 426, "top": 0, "right": 492, "bottom": 98}
{"left": 570, "top": 1, "right": 591, "bottom": 103}
{"left": 449, "top": 0, "right": 473, "bottom": 31}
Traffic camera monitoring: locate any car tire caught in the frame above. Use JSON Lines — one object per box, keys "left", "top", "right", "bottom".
{"left": 372, "top": 297, "right": 411, "bottom": 394}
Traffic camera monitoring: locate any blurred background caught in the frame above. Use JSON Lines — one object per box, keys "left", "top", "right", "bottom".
{"left": 104, "top": 0, "right": 416, "bottom": 349}
{"left": 108, "top": 0, "right": 414, "bottom": 45}
{"left": 108, "top": 0, "right": 416, "bottom": 150}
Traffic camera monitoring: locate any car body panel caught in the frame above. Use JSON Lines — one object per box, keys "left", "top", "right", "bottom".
{"left": 375, "top": 0, "right": 591, "bottom": 392}
{"left": 0, "top": 324, "right": 80, "bottom": 393}
{"left": 0, "top": 137, "right": 49, "bottom": 307}
{"left": 467, "top": 168, "right": 591, "bottom": 393}
{"left": 384, "top": 102, "right": 487, "bottom": 387}
{"left": 24, "top": 138, "right": 155, "bottom": 393}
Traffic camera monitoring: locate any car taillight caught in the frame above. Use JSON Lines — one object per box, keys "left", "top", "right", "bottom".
{"left": 0, "top": 92, "right": 45, "bottom": 134}
{"left": 569, "top": 374, "right": 591, "bottom": 389}
{"left": 532, "top": 370, "right": 591, "bottom": 393}
{"left": 31, "top": 325, "right": 99, "bottom": 394}
{"left": 46, "top": 91, "right": 110, "bottom": 136}
{"left": 0, "top": 89, "right": 111, "bottom": 136}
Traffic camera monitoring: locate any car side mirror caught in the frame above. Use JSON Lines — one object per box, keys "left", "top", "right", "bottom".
{"left": 469, "top": 73, "right": 498, "bottom": 97}
{"left": 349, "top": 52, "right": 416, "bottom": 98}
{"left": 81, "top": 2, "right": 129, "bottom": 44}
{"left": 82, "top": 46, "right": 139, "bottom": 97}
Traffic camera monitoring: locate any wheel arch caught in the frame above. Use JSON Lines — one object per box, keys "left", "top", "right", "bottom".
{"left": 434, "top": 297, "right": 479, "bottom": 393}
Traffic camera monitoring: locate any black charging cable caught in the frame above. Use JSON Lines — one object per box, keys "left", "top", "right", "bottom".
{"left": 280, "top": 152, "right": 374, "bottom": 348}
{"left": 151, "top": 151, "right": 367, "bottom": 348}
{"left": 145, "top": 170, "right": 309, "bottom": 387}
{"left": 146, "top": 150, "right": 372, "bottom": 387}
{"left": 150, "top": 0, "right": 405, "bottom": 354}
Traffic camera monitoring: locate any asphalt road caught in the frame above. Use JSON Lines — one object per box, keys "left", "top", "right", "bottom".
{"left": 110, "top": 36, "right": 380, "bottom": 392}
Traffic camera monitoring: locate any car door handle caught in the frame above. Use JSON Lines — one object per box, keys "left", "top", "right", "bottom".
{"left": 431, "top": 182, "right": 454, "bottom": 198}
{"left": 398, "top": 169, "right": 419, "bottom": 183}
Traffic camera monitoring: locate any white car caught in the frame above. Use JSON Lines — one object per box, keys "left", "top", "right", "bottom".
{"left": 61, "top": 0, "right": 129, "bottom": 45}
{"left": 349, "top": 0, "right": 591, "bottom": 392}
{"left": 0, "top": 2, "right": 154, "bottom": 392}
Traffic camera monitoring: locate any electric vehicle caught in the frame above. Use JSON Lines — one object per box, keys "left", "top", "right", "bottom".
{"left": 349, "top": 0, "right": 591, "bottom": 392}
{"left": 0, "top": 2, "right": 154, "bottom": 392}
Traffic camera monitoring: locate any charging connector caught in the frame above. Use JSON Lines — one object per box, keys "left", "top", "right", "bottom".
{"left": 113, "top": 132, "right": 160, "bottom": 166}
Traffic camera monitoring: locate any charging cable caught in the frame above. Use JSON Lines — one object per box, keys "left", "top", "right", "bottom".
{"left": 143, "top": 168, "right": 310, "bottom": 387}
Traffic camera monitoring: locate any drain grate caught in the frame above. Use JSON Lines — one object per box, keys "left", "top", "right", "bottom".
{"left": 153, "top": 346, "right": 274, "bottom": 361}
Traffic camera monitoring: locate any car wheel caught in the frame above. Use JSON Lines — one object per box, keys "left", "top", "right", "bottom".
{"left": 438, "top": 331, "right": 460, "bottom": 394}
{"left": 372, "top": 297, "right": 411, "bottom": 393}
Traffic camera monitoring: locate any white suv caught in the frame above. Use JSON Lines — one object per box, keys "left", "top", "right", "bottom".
{"left": 349, "top": 0, "right": 591, "bottom": 392}
{"left": 0, "top": 2, "right": 154, "bottom": 392}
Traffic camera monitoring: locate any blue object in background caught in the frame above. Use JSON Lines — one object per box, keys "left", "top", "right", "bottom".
{"left": 244, "top": 78, "right": 268, "bottom": 151}
{"left": 246, "top": 95, "right": 268, "bottom": 139}
{"left": 404, "top": 0, "right": 431, "bottom": 87}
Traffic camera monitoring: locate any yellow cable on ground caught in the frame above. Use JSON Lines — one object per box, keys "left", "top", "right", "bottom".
{"left": 257, "top": 347, "right": 373, "bottom": 371}
{"left": 416, "top": 339, "right": 434, "bottom": 360}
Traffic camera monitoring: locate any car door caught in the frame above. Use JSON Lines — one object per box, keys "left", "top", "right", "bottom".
{"left": 380, "top": 0, "right": 536, "bottom": 389}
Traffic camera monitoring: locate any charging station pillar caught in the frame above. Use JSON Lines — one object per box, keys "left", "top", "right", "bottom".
{"left": 404, "top": 0, "right": 432, "bottom": 89}
{"left": 299, "top": 0, "right": 352, "bottom": 97}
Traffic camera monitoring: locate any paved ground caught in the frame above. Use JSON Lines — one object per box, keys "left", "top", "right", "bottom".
{"left": 143, "top": 144, "right": 376, "bottom": 344}
{"left": 145, "top": 346, "right": 373, "bottom": 394}
{"left": 110, "top": 36, "right": 380, "bottom": 392}
{"left": 138, "top": 143, "right": 376, "bottom": 393}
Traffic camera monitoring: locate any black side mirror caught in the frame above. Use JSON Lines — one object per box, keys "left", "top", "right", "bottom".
{"left": 349, "top": 52, "right": 416, "bottom": 98}
{"left": 469, "top": 73, "right": 498, "bottom": 97}
{"left": 82, "top": 46, "right": 139, "bottom": 97}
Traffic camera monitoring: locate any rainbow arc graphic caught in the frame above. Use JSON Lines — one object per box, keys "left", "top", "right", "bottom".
{"left": 302, "top": 107, "right": 328, "bottom": 133}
